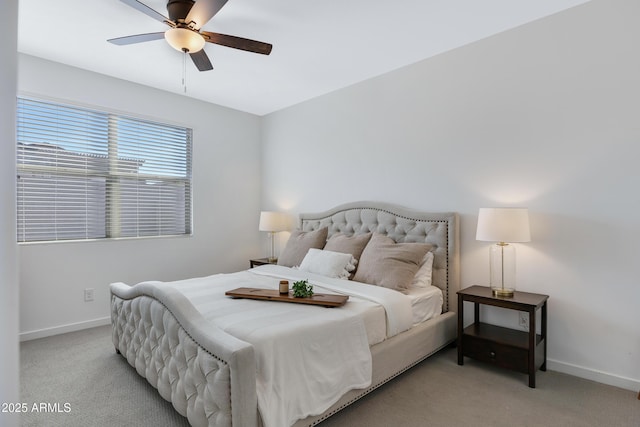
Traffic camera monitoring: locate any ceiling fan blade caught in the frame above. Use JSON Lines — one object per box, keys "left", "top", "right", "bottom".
{"left": 190, "top": 50, "right": 213, "bottom": 71}
{"left": 201, "top": 31, "right": 272, "bottom": 55}
{"left": 108, "top": 32, "right": 166, "bottom": 46}
{"left": 119, "top": 0, "right": 170, "bottom": 24}
{"left": 185, "top": 0, "right": 229, "bottom": 30}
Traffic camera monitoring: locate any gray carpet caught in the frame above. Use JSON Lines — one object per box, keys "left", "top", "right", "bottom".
{"left": 20, "top": 325, "right": 639, "bottom": 427}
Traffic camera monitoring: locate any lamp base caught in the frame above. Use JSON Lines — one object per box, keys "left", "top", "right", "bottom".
{"left": 492, "top": 287, "right": 514, "bottom": 297}
{"left": 489, "top": 243, "right": 516, "bottom": 298}
{"left": 267, "top": 231, "right": 277, "bottom": 264}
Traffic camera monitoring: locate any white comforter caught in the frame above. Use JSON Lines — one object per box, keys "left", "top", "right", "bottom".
{"left": 137, "top": 265, "right": 413, "bottom": 427}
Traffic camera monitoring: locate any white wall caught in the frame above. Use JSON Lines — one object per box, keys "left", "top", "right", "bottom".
{"left": 18, "top": 55, "right": 263, "bottom": 338}
{"left": 261, "top": 0, "right": 640, "bottom": 391}
{"left": 0, "top": 1, "right": 20, "bottom": 426}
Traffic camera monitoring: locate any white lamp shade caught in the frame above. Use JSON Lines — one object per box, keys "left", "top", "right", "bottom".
{"left": 476, "top": 208, "right": 531, "bottom": 243}
{"left": 164, "top": 28, "right": 205, "bottom": 53}
{"left": 259, "top": 211, "right": 290, "bottom": 232}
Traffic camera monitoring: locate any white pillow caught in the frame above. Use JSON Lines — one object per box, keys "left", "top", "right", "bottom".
{"left": 298, "top": 249, "right": 357, "bottom": 280}
{"left": 410, "top": 251, "right": 434, "bottom": 288}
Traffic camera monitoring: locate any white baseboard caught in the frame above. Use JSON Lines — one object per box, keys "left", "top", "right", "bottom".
{"left": 20, "top": 317, "right": 111, "bottom": 342}
{"left": 547, "top": 358, "right": 640, "bottom": 392}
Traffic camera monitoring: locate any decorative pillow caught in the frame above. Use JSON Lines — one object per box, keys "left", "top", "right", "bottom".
{"left": 277, "top": 227, "right": 328, "bottom": 267}
{"left": 410, "top": 251, "right": 434, "bottom": 288}
{"left": 323, "top": 232, "right": 372, "bottom": 277}
{"left": 298, "top": 249, "right": 357, "bottom": 279}
{"left": 353, "top": 233, "right": 431, "bottom": 292}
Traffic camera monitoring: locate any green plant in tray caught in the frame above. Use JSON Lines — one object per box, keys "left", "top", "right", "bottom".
{"left": 292, "top": 279, "right": 314, "bottom": 298}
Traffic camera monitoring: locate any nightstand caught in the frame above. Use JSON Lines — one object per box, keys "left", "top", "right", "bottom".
{"left": 457, "top": 285, "right": 548, "bottom": 388}
{"left": 249, "top": 258, "right": 276, "bottom": 268}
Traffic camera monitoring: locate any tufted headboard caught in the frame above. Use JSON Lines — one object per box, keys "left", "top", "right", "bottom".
{"left": 299, "top": 201, "right": 459, "bottom": 313}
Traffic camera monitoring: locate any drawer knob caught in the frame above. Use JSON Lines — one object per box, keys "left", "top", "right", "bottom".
{"left": 489, "top": 351, "right": 496, "bottom": 358}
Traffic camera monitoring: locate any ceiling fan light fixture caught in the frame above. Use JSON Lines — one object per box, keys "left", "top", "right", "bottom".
{"left": 165, "top": 27, "right": 205, "bottom": 53}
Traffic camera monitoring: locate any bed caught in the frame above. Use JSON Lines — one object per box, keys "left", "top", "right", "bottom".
{"left": 110, "top": 201, "right": 459, "bottom": 427}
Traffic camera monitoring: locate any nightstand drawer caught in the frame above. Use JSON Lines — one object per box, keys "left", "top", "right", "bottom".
{"left": 462, "top": 335, "right": 529, "bottom": 374}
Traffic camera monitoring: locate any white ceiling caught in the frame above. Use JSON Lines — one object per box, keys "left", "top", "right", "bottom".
{"left": 18, "top": 0, "right": 590, "bottom": 116}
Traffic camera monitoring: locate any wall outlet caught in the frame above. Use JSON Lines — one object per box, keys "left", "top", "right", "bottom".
{"left": 518, "top": 312, "right": 529, "bottom": 330}
{"left": 84, "top": 288, "right": 94, "bottom": 302}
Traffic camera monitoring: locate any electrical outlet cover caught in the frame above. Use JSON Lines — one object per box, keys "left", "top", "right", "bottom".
{"left": 519, "top": 312, "right": 529, "bottom": 329}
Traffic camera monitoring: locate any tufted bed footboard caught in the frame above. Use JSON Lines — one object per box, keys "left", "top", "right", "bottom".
{"left": 110, "top": 282, "right": 259, "bottom": 427}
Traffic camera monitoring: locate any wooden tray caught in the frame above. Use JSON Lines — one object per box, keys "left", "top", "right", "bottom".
{"left": 225, "top": 287, "right": 348, "bottom": 308}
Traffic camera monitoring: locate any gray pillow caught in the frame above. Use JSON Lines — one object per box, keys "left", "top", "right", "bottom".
{"left": 277, "top": 227, "right": 328, "bottom": 267}
{"left": 353, "top": 233, "right": 431, "bottom": 292}
{"left": 323, "top": 232, "right": 372, "bottom": 278}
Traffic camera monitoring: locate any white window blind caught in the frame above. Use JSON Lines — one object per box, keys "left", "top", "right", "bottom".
{"left": 17, "top": 98, "right": 192, "bottom": 243}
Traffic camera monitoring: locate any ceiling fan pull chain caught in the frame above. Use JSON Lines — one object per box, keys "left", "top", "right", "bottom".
{"left": 182, "top": 48, "right": 187, "bottom": 93}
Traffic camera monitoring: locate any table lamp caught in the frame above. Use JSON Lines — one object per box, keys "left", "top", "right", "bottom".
{"left": 476, "top": 208, "right": 531, "bottom": 297}
{"left": 259, "top": 211, "right": 290, "bottom": 263}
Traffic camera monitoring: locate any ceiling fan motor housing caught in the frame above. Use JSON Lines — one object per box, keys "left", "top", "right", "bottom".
{"left": 167, "top": 0, "right": 195, "bottom": 23}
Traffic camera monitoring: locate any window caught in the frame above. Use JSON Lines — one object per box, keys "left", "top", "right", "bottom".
{"left": 16, "top": 97, "right": 192, "bottom": 243}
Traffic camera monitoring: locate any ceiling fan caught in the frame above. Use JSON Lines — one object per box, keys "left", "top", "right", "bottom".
{"left": 108, "top": 0, "right": 272, "bottom": 71}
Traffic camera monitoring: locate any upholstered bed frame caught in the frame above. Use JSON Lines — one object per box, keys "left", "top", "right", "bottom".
{"left": 110, "top": 201, "right": 459, "bottom": 427}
